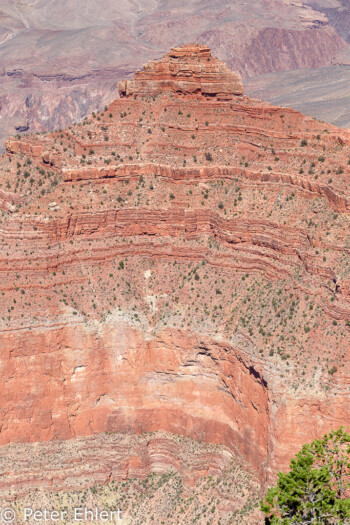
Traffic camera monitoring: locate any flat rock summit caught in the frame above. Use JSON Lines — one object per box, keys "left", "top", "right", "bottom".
{"left": 118, "top": 44, "right": 244, "bottom": 99}
{"left": 0, "top": 44, "right": 349, "bottom": 523}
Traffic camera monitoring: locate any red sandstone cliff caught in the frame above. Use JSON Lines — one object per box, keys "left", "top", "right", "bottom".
{"left": 0, "top": 44, "right": 349, "bottom": 520}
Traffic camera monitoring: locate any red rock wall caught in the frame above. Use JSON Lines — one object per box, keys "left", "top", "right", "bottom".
{"left": 0, "top": 322, "right": 348, "bottom": 484}
{"left": 0, "top": 325, "right": 268, "bottom": 469}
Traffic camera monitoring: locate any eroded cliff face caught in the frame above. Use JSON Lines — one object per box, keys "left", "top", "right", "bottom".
{"left": 118, "top": 44, "right": 244, "bottom": 99}
{"left": 0, "top": 324, "right": 268, "bottom": 468}
{"left": 0, "top": 45, "right": 349, "bottom": 504}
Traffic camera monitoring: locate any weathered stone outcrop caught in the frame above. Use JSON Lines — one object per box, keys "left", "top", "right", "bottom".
{"left": 0, "top": 44, "right": 349, "bottom": 508}
{"left": 0, "top": 430, "right": 263, "bottom": 523}
{"left": 0, "top": 431, "right": 252, "bottom": 497}
{"left": 0, "top": 322, "right": 348, "bottom": 491}
{"left": 61, "top": 163, "right": 350, "bottom": 212}
{"left": 118, "top": 44, "right": 243, "bottom": 99}
{"left": 0, "top": 326, "right": 268, "bottom": 471}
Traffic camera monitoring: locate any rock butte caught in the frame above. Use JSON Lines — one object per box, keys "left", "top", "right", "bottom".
{"left": 118, "top": 44, "right": 244, "bottom": 100}
{"left": 0, "top": 44, "right": 349, "bottom": 511}
{"left": 0, "top": 0, "right": 346, "bottom": 155}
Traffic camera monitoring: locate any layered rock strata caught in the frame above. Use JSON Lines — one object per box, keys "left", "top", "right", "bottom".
{"left": 0, "top": 432, "right": 261, "bottom": 524}
{"left": 0, "top": 45, "right": 349, "bottom": 505}
{"left": 118, "top": 44, "right": 244, "bottom": 99}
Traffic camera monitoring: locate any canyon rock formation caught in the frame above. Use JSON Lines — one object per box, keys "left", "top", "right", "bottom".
{"left": 0, "top": 44, "right": 349, "bottom": 521}
{"left": 0, "top": 0, "right": 348, "bottom": 151}
{"left": 0, "top": 432, "right": 261, "bottom": 524}
{"left": 118, "top": 44, "right": 244, "bottom": 99}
